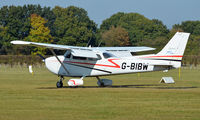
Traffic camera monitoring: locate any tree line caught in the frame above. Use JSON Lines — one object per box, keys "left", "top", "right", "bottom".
{"left": 0, "top": 5, "right": 199, "bottom": 57}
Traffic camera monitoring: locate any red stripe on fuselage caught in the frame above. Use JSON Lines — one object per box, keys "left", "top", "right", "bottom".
{"left": 141, "top": 55, "right": 183, "bottom": 58}
{"left": 63, "top": 59, "right": 120, "bottom": 68}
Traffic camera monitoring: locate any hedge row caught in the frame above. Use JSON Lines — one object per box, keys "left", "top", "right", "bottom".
{"left": 0, "top": 55, "right": 199, "bottom": 66}
{"left": 0, "top": 55, "right": 43, "bottom": 66}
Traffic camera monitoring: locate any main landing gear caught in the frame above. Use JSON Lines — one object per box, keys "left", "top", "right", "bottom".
{"left": 96, "top": 77, "right": 105, "bottom": 87}
{"left": 56, "top": 76, "right": 64, "bottom": 88}
{"left": 96, "top": 77, "right": 113, "bottom": 87}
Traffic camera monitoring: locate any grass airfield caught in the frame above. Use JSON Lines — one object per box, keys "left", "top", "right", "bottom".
{"left": 0, "top": 65, "right": 200, "bottom": 120}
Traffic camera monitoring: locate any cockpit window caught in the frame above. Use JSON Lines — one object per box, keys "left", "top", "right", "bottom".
{"left": 64, "top": 51, "right": 71, "bottom": 58}
{"left": 65, "top": 53, "right": 71, "bottom": 58}
{"left": 103, "top": 52, "right": 115, "bottom": 59}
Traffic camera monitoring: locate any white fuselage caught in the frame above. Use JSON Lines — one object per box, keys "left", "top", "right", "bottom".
{"left": 45, "top": 54, "right": 179, "bottom": 77}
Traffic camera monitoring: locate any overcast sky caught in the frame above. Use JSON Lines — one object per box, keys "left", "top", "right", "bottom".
{"left": 1, "top": 0, "right": 200, "bottom": 28}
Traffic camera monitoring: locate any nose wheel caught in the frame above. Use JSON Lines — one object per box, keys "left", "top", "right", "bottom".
{"left": 56, "top": 76, "right": 64, "bottom": 88}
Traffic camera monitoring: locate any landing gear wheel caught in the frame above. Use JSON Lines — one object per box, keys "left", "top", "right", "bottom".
{"left": 96, "top": 76, "right": 105, "bottom": 87}
{"left": 56, "top": 81, "right": 63, "bottom": 88}
{"left": 100, "top": 82, "right": 105, "bottom": 87}
{"left": 56, "top": 76, "right": 64, "bottom": 88}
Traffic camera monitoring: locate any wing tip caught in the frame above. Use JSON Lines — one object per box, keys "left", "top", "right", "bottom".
{"left": 10, "top": 40, "right": 31, "bottom": 45}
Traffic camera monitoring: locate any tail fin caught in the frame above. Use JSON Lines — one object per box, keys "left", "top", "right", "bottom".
{"left": 156, "top": 32, "right": 190, "bottom": 61}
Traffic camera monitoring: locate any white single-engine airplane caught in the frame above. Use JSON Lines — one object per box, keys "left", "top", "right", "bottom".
{"left": 11, "top": 32, "right": 190, "bottom": 88}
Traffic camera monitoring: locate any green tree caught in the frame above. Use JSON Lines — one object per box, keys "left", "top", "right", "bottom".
{"left": 100, "top": 12, "right": 169, "bottom": 46}
{"left": 180, "top": 21, "right": 200, "bottom": 35}
{"left": 0, "top": 26, "right": 12, "bottom": 54}
{"left": 0, "top": 5, "right": 56, "bottom": 55}
{"left": 25, "top": 14, "right": 53, "bottom": 55}
{"left": 101, "top": 26, "right": 130, "bottom": 46}
{"left": 172, "top": 21, "right": 200, "bottom": 55}
{"left": 184, "top": 35, "right": 200, "bottom": 56}
{"left": 52, "top": 6, "right": 97, "bottom": 46}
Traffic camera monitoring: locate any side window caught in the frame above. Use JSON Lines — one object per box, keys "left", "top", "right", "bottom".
{"left": 88, "top": 54, "right": 101, "bottom": 61}
{"left": 73, "top": 56, "right": 87, "bottom": 60}
{"left": 103, "top": 52, "right": 115, "bottom": 59}
{"left": 88, "top": 58, "right": 97, "bottom": 61}
{"left": 103, "top": 53, "right": 110, "bottom": 59}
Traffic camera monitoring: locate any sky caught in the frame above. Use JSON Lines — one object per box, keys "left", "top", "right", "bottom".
{"left": 1, "top": 0, "right": 200, "bottom": 28}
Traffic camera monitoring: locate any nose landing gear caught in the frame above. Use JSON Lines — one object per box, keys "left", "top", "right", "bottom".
{"left": 56, "top": 76, "right": 64, "bottom": 88}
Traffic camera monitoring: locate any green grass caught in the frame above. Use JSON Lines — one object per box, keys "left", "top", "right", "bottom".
{"left": 0, "top": 64, "right": 200, "bottom": 120}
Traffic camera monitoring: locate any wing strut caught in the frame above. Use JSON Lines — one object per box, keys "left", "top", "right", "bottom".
{"left": 49, "top": 49, "right": 70, "bottom": 75}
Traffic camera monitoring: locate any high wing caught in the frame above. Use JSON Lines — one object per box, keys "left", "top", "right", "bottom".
{"left": 10, "top": 40, "right": 88, "bottom": 50}
{"left": 10, "top": 40, "right": 155, "bottom": 57}
{"left": 11, "top": 40, "right": 98, "bottom": 58}
{"left": 92, "top": 46, "right": 155, "bottom": 57}
{"left": 92, "top": 46, "right": 155, "bottom": 52}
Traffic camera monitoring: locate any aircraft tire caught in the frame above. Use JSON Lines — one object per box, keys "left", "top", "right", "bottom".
{"left": 56, "top": 81, "right": 63, "bottom": 88}
{"left": 99, "top": 82, "right": 105, "bottom": 87}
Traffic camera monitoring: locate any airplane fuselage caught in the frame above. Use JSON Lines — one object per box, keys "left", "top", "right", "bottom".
{"left": 45, "top": 55, "right": 177, "bottom": 77}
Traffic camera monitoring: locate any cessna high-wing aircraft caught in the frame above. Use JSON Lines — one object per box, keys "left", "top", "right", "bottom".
{"left": 11, "top": 32, "right": 190, "bottom": 88}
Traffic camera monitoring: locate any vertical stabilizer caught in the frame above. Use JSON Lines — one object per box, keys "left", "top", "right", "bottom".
{"left": 156, "top": 32, "right": 190, "bottom": 61}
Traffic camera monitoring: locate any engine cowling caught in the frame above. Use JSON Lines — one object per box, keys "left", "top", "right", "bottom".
{"left": 97, "top": 79, "right": 113, "bottom": 87}
{"left": 68, "top": 79, "right": 84, "bottom": 86}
